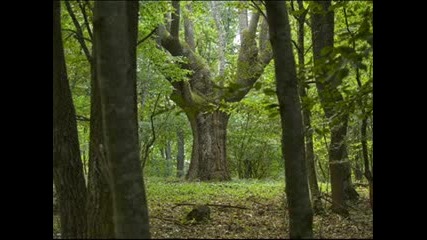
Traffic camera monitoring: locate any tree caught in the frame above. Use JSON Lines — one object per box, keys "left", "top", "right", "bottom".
{"left": 266, "top": 1, "right": 313, "bottom": 238}
{"left": 342, "top": 5, "right": 373, "bottom": 209}
{"left": 311, "top": 0, "right": 357, "bottom": 214}
{"left": 53, "top": 1, "right": 87, "bottom": 238}
{"left": 63, "top": 1, "right": 115, "bottom": 237}
{"left": 157, "top": 1, "right": 272, "bottom": 181}
{"left": 94, "top": 1, "right": 150, "bottom": 238}
{"left": 176, "top": 128, "right": 185, "bottom": 177}
{"left": 290, "top": 0, "right": 323, "bottom": 214}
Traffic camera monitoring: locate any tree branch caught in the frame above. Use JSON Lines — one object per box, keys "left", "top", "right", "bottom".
{"left": 238, "top": 9, "right": 248, "bottom": 41}
{"left": 248, "top": 12, "right": 260, "bottom": 35}
{"left": 137, "top": 27, "right": 158, "bottom": 46}
{"left": 250, "top": 0, "right": 267, "bottom": 21}
{"left": 291, "top": 39, "right": 302, "bottom": 55}
{"left": 76, "top": 115, "right": 90, "bottom": 122}
{"left": 141, "top": 93, "right": 161, "bottom": 170}
{"left": 171, "top": 0, "right": 180, "bottom": 40}
{"left": 226, "top": 10, "right": 272, "bottom": 103}
{"left": 173, "top": 203, "right": 250, "bottom": 210}
{"left": 184, "top": 3, "right": 196, "bottom": 51}
{"left": 64, "top": 1, "right": 92, "bottom": 62}
{"left": 77, "top": 0, "right": 93, "bottom": 41}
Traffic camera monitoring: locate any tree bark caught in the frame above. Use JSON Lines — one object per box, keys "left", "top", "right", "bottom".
{"left": 65, "top": 2, "right": 115, "bottom": 237}
{"left": 266, "top": 1, "right": 313, "bottom": 238}
{"left": 294, "top": 0, "right": 323, "bottom": 214}
{"left": 176, "top": 129, "right": 185, "bottom": 178}
{"left": 53, "top": 1, "right": 87, "bottom": 238}
{"left": 186, "top": 111, "right": 231, "bottom": 181}
{"left": 86, "top": 43, "right": 114, "bottom": 239}
{"left": 65, "top": 2, "right": 114, "bottom": 235}
{"left": 94, "top": 1, "right": 150, "bottom": 238}
{"left": 343, "top": 148, "right": 359, "bottom": 201}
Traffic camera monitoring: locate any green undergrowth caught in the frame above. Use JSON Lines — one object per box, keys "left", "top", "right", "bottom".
{"left": 145, "top": 177, "right": 285, "bottom": 205}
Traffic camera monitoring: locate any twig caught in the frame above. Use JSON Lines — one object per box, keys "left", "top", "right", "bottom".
{"left": 250, "top": 0, "right": 267, "bottom": 21}
{"left": 77, "top": 0, "right": 93, "bottom": 41}
{"left": 137, "top": 27, "right": 158, "bottom": 46}
{"left": 291, "top": 39, "right": 302, "bottom": 55}
{"left": 76, "top": 115, "right": 90, "bottom": 122}
{"left": 141, "top": 93, "right": 161, "bottom": 169}
{"left": 173, "top": 203, "right": 250, "bottom": 210}
{"left": 64, "top": 1, "right": 92, "bottom": 62}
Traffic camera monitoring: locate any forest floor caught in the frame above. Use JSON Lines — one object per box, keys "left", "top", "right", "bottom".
{"left": 53, "top": 177, "right": 373, "bottom": 239}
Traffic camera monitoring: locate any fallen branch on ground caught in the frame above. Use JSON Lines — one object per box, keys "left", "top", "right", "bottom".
{"left": 173, "top": 203, "right": 250, "bottom": 210}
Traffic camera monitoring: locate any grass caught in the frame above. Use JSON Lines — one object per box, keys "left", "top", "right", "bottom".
{"left": 145, "top": 177, "right": 285, "bottom": 205}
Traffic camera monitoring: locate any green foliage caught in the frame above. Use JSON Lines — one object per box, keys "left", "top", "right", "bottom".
{"left": 146, "top": 177, "right": 284, "bottom": 204}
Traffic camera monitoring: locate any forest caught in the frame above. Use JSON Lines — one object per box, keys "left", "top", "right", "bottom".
{"left": 53, "top": 0, "right": 373, "bottom": 239}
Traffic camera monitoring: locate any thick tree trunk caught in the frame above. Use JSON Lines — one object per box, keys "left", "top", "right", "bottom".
{"left": 266, "top": 1, "right": 313, "bottom": 238}
{"left": 176, "top": 129, "right": 185, "bottom": 178}
{"left": 94, "top": 1, "right": 150, "bottom": 238}
{"left": 186, "top": 110, "right": 231, "bottom": 181}
{"left": 86, "top": 51, "right": 114, "bottom": 238}
{"left": 53, "top": 1, "right": 87, "bottom": 238}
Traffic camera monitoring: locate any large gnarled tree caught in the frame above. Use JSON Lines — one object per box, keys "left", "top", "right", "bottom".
{"left": 157, "top": 1, "right": 272, "bottom": 181}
